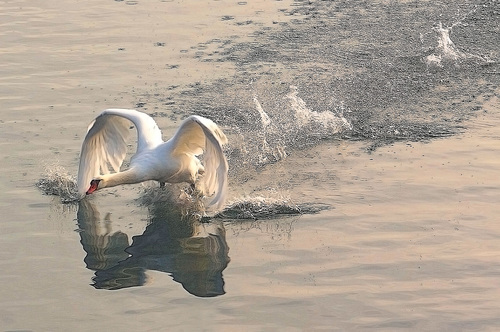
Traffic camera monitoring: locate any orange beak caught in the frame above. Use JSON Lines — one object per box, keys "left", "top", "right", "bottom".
{"left": 86, "top": 179, "right": 101, "bottom": 195}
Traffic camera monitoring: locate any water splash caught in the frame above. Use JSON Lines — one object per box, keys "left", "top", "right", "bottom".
{"left": 37, "top": 164, "right": 325, "bottom": 220}
{"left": 253, "top": 94, "right": 271, "bottom": 128}
{"left": 252, "top": 94, "right": 288, "bottom": 164}
{"left": 215, "top": 196, "right": 327, "bottom": 220}
{"left": 245, "top": 85, "right": 352, "bottom": 166}
{"left": 285, "top": 85, "right": 352, "bottom": 134}
{"left": 422, "top": 7, "right": 492, "bottom": 68}
{"left": 137, "top": 184, "right": 207, "bottom": 217}
{"left": 36, "top": 164, "right": 80, "bottom": 203}
{"left": 137, "top": 185, "right": 325, "bottom": 220}
{"left": 423, "top": 22, "right": 467, "bottom": 67}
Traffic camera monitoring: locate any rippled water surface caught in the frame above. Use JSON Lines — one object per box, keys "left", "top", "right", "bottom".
{"left": 1, "top": 0, "right": 499, "bottom": 330}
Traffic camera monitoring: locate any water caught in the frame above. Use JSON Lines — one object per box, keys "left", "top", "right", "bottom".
{"left": 1, "top": 0, "right": 500, "bottom": 330}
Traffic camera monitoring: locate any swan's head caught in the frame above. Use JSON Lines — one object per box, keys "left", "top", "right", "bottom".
{"left": 86, "top": 179, "right": 102, "bottom": 195}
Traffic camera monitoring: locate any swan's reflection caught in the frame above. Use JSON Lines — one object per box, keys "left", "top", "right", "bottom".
{"left": 76, "top": 198, "right": 230, "bottom": 297}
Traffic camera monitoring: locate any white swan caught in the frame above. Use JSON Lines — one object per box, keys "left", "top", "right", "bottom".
{"left": 77, "top": 109, "right": 228, "bottom": 209}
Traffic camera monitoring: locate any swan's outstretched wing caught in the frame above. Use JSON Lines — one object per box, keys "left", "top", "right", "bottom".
{"left": 77, "top": 109, "right": 163, "bottom": 197}
{"left": 170, "top": 115, "right": 228, "bottom": 208}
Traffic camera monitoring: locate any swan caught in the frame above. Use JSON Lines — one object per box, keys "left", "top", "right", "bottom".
{"left": 77, "top": 109, "right": 228, "bottom": 209}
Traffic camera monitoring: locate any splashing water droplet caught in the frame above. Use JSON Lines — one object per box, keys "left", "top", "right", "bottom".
{"left": 36, "top": 164, "right": 80, "bottom": 203}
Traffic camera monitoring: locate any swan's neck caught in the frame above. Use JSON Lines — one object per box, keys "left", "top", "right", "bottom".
{"left": 101, "top": 169, "right": 139, "bottom": 189}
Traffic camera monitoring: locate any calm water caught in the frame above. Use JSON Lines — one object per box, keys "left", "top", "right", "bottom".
{"left": 1, "top": 0, "right": 499, "bottom": 330}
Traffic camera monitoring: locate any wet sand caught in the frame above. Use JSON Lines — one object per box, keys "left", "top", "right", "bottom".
{"left": 1, "top": 0, "right": 500, "bottom": 330}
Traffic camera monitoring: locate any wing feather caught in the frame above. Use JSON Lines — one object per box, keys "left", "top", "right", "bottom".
{"left": 77, "top": 109, "right": 163, "bottom": 197}
{"left": 170, "top": 115, "right": 228, "bottom": 208}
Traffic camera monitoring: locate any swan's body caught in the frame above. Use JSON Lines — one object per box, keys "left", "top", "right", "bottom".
{"left": 77, "top": 109, "right": 228, "bottom": 208}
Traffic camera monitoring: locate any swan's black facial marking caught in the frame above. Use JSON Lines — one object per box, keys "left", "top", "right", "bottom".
{"left": 86, "top": 179, "right": 101, "bottom": 195}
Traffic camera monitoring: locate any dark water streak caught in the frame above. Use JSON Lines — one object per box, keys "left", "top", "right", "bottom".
{"left": 133, "top": 0, "right": 498, "bottom": 166}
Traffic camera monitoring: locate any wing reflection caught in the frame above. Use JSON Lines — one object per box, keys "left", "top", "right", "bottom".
{"left": 76, "top": 199, "right": 230, "bottom": 297}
